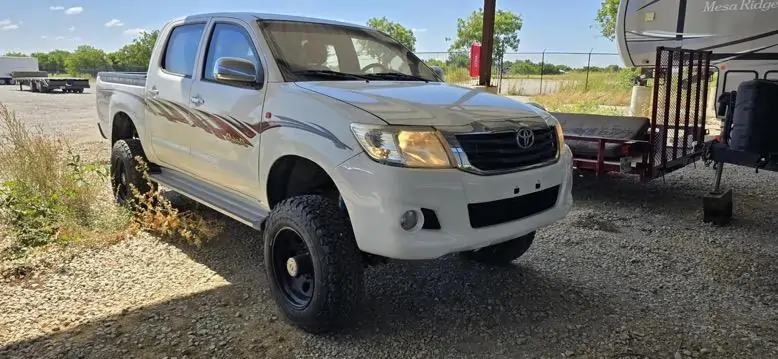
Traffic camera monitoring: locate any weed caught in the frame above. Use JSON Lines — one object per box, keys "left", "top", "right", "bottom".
{"left": 0, "top": 103, "right": 130, "bottom": 257}
{"left": 123, "top": 158, "right": 222, "bottom": 248}
{"left": 0, "top": 102, "right": 219, "bottom": 260}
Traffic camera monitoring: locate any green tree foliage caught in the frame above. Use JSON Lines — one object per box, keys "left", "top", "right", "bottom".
{"left": 359, "top": 17, "right": 417, "bottom": 67}
{"left": 3, "top": 52, "right": 27, "bottom": 57}
{"left": 594, "top": 0, "right": 620, "bottom": 41}
{"left": 109, "top": 30, "right": 159, "bottom": 70}
{"left": 32, "top": 50, "right": 71, "bottom": 73}
{"left": 65, "top": 45, "right": 109, "bottom": 76}
{"left": 366, "top": 17, "right": 416, "bottom": 51}
{"left": 448, "top": 9, "right": 523, "bottom": 62}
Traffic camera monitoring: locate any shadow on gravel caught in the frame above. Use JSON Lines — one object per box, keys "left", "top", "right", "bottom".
{"left": 0, "top": 284, "right": 299, "bottom": 359}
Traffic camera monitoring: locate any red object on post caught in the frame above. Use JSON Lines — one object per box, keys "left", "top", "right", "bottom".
{"left": 469, "top": 43, "right": 481, "bottom": 77}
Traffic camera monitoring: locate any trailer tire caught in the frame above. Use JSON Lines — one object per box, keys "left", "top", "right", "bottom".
{"left": 263, "top": 194, "right": 365, "bottom": 334}
{"left": 459, "top": 231, "right": 535, "bottom": 265}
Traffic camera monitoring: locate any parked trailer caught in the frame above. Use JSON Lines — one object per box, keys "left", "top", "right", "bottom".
{"left": 546, "top": 46, "right": 713, "bottom": 183}
{"left": 11, "top": 70, "right": 90, "bottom": 93}
{"left": 612, "top": 0, "right": 778, "bottom": 225}
{"left": 0, "top": 56, "right": 39, "bottom": 85}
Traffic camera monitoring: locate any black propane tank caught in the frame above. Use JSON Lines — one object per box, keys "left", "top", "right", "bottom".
{"left": 727, "top": 79, "right": 778, "bottom": 157}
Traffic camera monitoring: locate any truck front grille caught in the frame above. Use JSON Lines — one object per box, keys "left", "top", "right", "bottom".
{"left": 454, "top": 125, "right": 558, "bottom": 172}
{"left": 467, "top": 185, "right": 560, "bottom": 228}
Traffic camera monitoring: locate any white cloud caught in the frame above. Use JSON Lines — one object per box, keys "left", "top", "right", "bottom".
{"left": 68, "top": 26, "right": 76, "bottom": 32}
{"left": 412, "top": 28, "right": 428, "bottom": 33}
{"left": 18, "top": 20, "right": 24, "bottom": 25}
{"left": 49, "top": 5, "right": 65, "bottom": 10}
{"left": 104, "top": 19, "right": 124, "bottom": 27}
{"left": 123, "top": 28, "right": 146, "bottom": 36}
{"left": 0, "top": 19, "right": 11, "bottom": 26}
{"left": 1, "top": 24, "right": 18, "bottom": 31}
{"left": 64, "top": 7, "right": 83, "bottom": 15}
{"left": 69, "top": 36, "right": 82, "bottom": 42}
{"left": 55, "top": 36, "right": 65, "bottom": 40}
{"left": 41, "top": 35, "right": 48, "bottom": 39}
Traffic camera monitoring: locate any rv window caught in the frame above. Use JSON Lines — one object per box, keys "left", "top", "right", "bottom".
{"left": 722, "top": 71, "right": 758, "bottom": 93}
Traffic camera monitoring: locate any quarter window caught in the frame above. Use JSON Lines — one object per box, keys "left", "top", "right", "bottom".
{"left": 162, "top": 23, "right": 206, "bottom": 77}
{"left": 203, "top": 23, "right": 260, "bottom": 81}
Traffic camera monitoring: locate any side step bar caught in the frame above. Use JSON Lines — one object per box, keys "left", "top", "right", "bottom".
{"left": 149, "top": 168, "right": 267, "bottom": 230}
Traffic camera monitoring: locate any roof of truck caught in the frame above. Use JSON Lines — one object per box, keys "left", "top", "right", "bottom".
{"left": 175, "top": 12, "right": 371, "bottom": 29}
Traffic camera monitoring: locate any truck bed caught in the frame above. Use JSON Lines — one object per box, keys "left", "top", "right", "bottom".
{"left": 96, "top": 72, "right": 147, "bottom": 87}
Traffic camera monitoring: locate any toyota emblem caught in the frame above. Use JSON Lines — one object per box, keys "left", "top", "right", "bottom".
{"left": 516, "top": 128, "right": 535, "bottom": 149}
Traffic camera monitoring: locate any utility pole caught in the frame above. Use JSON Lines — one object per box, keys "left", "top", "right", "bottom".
{"left": 479, "top": 0, "right": 496, "bottom": 88}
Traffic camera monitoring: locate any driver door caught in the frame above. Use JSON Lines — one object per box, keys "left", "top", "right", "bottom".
{"left": 186, "top": 18, "right": 267, "bottom": 198}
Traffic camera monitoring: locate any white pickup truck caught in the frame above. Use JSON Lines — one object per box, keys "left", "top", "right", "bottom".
{"left": 95, "top": 12, "right": 574, "bottom": 333}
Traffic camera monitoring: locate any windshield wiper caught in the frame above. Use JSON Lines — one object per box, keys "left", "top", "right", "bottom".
{"left": 292, "top": 69, "right": 370, "bottom": 81}
{"left": 363, "top": 72, "right": 430, "bottom": 82}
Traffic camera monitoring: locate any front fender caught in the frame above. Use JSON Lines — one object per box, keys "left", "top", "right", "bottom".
{"left": 257, "top": 83, "right": 383, "bottom": 206}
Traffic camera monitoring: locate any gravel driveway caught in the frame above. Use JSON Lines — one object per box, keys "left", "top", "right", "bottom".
{"left": 1, "top": 85, "right": 778, "bottom": 358}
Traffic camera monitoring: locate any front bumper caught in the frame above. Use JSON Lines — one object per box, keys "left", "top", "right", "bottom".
{"left": 333, "top": 145, "right": 574, "bottom": 260}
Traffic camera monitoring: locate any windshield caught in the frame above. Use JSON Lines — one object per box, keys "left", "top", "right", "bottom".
{"left": 258, "top": 20, "right": 440, "bottom": 82}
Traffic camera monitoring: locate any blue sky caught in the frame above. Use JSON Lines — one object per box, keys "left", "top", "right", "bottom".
{"left": 0, "top": 0, "right": 621, "bottom": 67}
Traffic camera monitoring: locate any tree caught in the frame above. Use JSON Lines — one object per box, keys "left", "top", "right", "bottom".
{"left": 366, "top": 17, "right": 416, "bottom": 51}
{"left": 448, "top": 9, "right": 523, "bottom": 63}
{"left": 110, "top": 30, "right": 159, "bottom": 70}
{"left": 594, "top": 0, "right": 620, "bottom": 41}
{"left": 65, "top": 45, "right": 109, "bottom": 75}
{"left": 4, "top": 52, "right": 27, "bottom": 57}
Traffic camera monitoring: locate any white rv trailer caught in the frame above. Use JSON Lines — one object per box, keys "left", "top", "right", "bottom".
{"left": 616, "top": 0, "right": 778, "bottom": 106}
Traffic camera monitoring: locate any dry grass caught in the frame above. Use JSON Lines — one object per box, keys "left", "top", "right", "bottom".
{"left": 0, "top": 102, "right": 219, "bottom": 261}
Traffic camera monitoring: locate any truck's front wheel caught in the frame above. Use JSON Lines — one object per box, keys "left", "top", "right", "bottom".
{"left": 460, "top": 231, "right": 535, "bottom": 265}
{"left": 263, "top": 194, "right": 364, "bottom": 333}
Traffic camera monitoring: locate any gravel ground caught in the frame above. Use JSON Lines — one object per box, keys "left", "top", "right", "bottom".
{"left": 2, "top": 85, "right": 778, "bottom": 358}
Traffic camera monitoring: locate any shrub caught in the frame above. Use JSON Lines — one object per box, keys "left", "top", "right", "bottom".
{"left": 0, "top": 102, "right": 220, "bottom": 259}
{"left": 0, "top": 103, "right": 129, "bottom": 256}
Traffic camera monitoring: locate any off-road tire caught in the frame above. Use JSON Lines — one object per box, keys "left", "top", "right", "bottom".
{"left": 263, "top": 194, "right": 365, "bottom": 333}
{"left": 110, "top": 139, "right": 155, "bottom": 209}
{"left": 460, "top": 231, "right": 536, "bottom": 265}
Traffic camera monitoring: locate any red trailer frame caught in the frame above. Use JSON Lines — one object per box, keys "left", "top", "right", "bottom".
{"left": 564, "top": 47, "right": 713, "bottom": 182}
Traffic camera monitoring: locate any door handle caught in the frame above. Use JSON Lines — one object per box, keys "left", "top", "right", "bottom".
{"left": 190, "top": 95, "right": 204, "bottom": 106}
{"left": 147, "top": 87, "right": 159, "bottom": 98}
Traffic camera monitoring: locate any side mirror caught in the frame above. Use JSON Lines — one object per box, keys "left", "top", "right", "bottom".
{"left": 214, "top": 57, "right": 259, "bottom": 85}
{"left": 430, "top": 65, "right": 445, "bottom": 81}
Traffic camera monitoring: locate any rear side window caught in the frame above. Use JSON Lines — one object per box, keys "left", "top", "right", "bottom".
{"left": 162, "top": 23, "right": 206, "bottom": 77}
{"left": 203, "top": 23, "right": 260, "bottom": 81}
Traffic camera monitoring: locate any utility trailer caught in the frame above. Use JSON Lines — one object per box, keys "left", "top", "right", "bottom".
{"left": 553, "top": 46, "right": 712, "bottom": 183}
{"left": 609, "top": 0, "right": 778, "bottom": 225}
{"left": 11, "top": 70, "right": 90, "bottom": 93}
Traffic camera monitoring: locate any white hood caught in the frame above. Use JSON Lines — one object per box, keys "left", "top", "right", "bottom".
{"left": 294, "top": 81, "right": 548, "bottom": 127}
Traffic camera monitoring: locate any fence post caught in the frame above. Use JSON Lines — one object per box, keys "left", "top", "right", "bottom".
{"left": 539, "top": 49, "right": 546, "bottom": 95}
{"left": 585, "top": 48, "right": 593, "bottom": 91}
{"left": 498, "top": 54, "right": 504, "bottom": 93}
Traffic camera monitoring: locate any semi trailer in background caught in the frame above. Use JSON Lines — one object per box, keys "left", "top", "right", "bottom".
{"left": 0, "top": 56, "right": 39, "bottom": 85}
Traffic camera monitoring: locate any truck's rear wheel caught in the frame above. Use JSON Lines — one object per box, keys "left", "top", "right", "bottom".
{"left": 460, "top": 232, "right": 535, "bottom": 265}
{"left": 263, "top": 194, "right": 364, "bottom": 333}
{"left": 110, "top": 139, "right": 155, "bottom": 209}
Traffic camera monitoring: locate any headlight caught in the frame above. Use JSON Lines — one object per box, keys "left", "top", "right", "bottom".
{"left": 554, "top": 122, "right": 566, "bottom": 150}
{"left": 537, "top": 110, "right": 566, "bottom": 152}
{"left": 349, "top": 123, "right": 455, "bottom": 168}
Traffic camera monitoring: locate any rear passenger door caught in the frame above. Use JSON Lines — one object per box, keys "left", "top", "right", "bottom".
{"left": 145, "top": 20, "right": 207, "bottom": 173}
{"left": 187, "top": 18, "right": 267, "bottom": 197}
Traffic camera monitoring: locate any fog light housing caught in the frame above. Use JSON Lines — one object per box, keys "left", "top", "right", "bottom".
{"left": 400, "top": 210, "right": 420, "bottom": 231}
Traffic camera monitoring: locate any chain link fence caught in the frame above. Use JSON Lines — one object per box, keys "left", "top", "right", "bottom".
{"left": 415, "top": 51, "right": 627, "bottom": 96}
